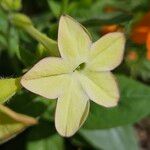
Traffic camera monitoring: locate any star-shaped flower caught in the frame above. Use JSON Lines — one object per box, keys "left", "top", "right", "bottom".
{"left": 21, "top": 15, "right": 125, "bottom": 137}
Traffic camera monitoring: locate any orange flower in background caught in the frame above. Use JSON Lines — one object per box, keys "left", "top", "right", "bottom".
{"left": 100, "top": 24, "right": 123, "bottom": 35}
{"left": 146, "top": 32, "right": 150, "bottom": 60}
{"left": 127, "top": 51, "right": 138, "bottom": 61}
{"left": 100, "top": 6, "right": 123, "bottom": 35}
{"left": 131, "top": 12, "right": 150, "bottom": 60}
{"left": 101, "top": 24, "right": 119, "bottom": 34}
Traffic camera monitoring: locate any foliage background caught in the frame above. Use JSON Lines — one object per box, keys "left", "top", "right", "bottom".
{"left": 0, "top": 0, "right": 150, "bottom": 149}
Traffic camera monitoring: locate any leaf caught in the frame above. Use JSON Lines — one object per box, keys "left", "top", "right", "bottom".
{"left": 82, "top": 12, "right": 133, "bottom": 27}
{"left": 17, "top": 47, "right": 38, "bottom": 67}
{"left": 7, "top": 92, "right": 49, "bottom": 118}
{"left": 0, "top": 78, "right": 21, "bottom": 104}
{"left": 83, "top": 75, "right": 150, "bottom": 129}
{"left": 8, "top": 27, "right": 19, "bottom": 57}
{"left": 0, "top": 9, "right": 8, "bottom": 33}
{"left": 80, "top": 125, "right": 139, "bottom": 150}
{"left": 0, "top": 0, "right": 22, "bottom": 11}
{"left": 0, "top": 104, "right": 37, "bottom": 144}
{"left": 26, "top": 121, "right": 64, "bottom": 150}
{"left": 47, "top": 0, "right": 61, "bottom": 18}
{"left": 0, "top": 34, "right": 7, "bottom": 48}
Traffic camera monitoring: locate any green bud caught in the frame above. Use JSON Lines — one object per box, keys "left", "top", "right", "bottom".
{"left": 0, "top": 0, "right": 22, "bottom": 11}
{"left": 10, "top": 13, "right": 32, "bottom": 28}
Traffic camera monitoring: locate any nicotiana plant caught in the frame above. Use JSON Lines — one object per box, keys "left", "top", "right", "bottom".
{"left": 1, "top": 0, "right": 150, "bottom": 149}
{"left": 14, "top": 14, "right": 125, "bottom": 137}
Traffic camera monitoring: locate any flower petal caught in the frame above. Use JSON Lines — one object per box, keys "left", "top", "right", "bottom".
{"left": 22, "top": 57, "right": 71, "bottom": 80}
{"left": 21, "top": 57, "right": 71, "bottom": 99}
{"left": 55, "top": 77, "right": 89, "bottom": 137}
{"left": 87, "top": 32, "right": 125, "bottom": 71}
{"left": 58, "top": 15, "right": 92, "bottom": 66}
{"left": 76, "top": 71, "right": 119, "bottom": 107}
{"left": 21, "top": 74, "right": 69, "bottom": 99}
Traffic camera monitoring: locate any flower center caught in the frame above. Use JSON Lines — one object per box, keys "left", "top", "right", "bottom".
{"left": 75, "top": 62, "right": 86, "bottom": 71}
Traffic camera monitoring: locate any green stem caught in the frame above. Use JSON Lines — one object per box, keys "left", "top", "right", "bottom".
{"left": 10, "top": 13, "right": 60, "bottom": 57}
{"left": 24, "top": 26, "right": 59, "bottom": 56}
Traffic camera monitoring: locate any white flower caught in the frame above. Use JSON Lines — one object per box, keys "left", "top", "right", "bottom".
{"left": 21, "top": 15, "right": 125, "bottom": 137}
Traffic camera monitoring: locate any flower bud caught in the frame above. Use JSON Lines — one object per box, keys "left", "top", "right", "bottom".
{"left": 0, "top": 0, "right": 22, "bottom": 11}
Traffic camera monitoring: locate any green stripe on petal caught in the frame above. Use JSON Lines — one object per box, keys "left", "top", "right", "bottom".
{"left": 21, "top": 57, "right": 72, "bottom": 99}
{"left": 22, "top": 57, "right": 72, "bottom": 80}
{"left": 55, "top": 77, "right": 89, "bottom": 137}
{"left": 87, "top": 32, "right": 125, "bottom": 71}
{"left": 58, "top": 15, "right": 92, "bottom": 66}
{"left": 21, "top": 74, "right": 70, "bottom": 99}
{"left": 76, "top": 71, "right": 119, "bottom": 108}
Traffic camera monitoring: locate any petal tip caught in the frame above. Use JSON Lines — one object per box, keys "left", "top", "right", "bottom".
{"left": 55, "top": 124, "right": 76, "bottom": 138}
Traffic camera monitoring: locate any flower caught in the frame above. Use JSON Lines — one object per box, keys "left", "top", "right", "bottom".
{"left": 21, "top": 15, "right": 125, "bottom": 137}
{"left": 100, "top": 6, "right": 123, "bottom": 35}
{"left": 127, "top": 51, "right": 138, "bottom": 61}
{"left": 100, "top": 24, "right": 122, "bottom": 35}
{"left": 131, "top": 12, "right": 150, "bottom": 60}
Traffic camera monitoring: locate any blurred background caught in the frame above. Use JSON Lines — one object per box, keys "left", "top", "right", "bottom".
{"left": 0, "top": 0, "right": 150, "bottom": 149}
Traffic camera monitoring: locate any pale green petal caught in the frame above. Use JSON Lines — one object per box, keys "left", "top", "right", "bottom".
{"left": 58, "top": 15, "right": 92, "bottom": 66}
{"left": 76, "top": 71, "right": 119, "bottom": 107}
{"left": 21, "top": 74, "right": 70, "bottom": 99}
{"left": 87, "top": 32, "right": 125, "bottom": 71}
{"left": 21, "top": 57, "right": 71, "bottom": 99}
{"left": 55, "top": 77, "right": 89, "bottom": 137}
{"left": 22, "top": 57, "right": 72, "bottom": 80}
{"left": 0, "top": 104, "right": 37, "bottom": 144}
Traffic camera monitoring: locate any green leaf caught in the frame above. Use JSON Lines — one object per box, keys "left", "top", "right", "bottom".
{"left": 7, "top": 92, "right": 49, "bottom": 118}
{"left": 0, "top": 78, "right": 21, "bottom": 104}
{"left": 17, "top": 47, "right": 38, "bottom": 67}
{"left": 26, "top": 121, "right": 65, "bottom": 150}
{"left": 82, "top": 12, "right": 133, "bottom": 27}
{"left": 8, "top": 27, "right": 19, "bottom": 57}
{"left": 0, "top": 0, "right": 22, "bottom": 11}
{"left": 0, "top": 104, "right": 37, "bottom": 144}
{"left": 0, "top": 9, "right": 8, "bottom": 33}
{"left": 80, "top": 125, "right": 139, "bottom": 150}
{"left": 47, "top": 0, "right": 61, "bottom": 18}
{"left": 0, "top": 34, "right": 7, "bottom": 48}
{"left": 83, "top": 75, "right": 150, "bottom": 129}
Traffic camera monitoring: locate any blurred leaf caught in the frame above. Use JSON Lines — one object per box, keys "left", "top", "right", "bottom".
{"left": 8, "top": 27, "right": 19, "bottom": 56}
{"left": 0, "top": 9, "right": 8, "bottom": 33}
{"left": 83, "top": 75, "right": 150, "bottom": 129}
{"left": 80, "top": 125, "right": 139, "bottom": 150}
{"left": 0, "top": 34, "right": 7, "bottom": 48}
{"left": 0, "top": 0, "right": 22, "bottom": 11}
{"left": 11, "top": 13, "right": 59, "bottom": 56}
{"left": 82, "top": 12, "right": 133, "bottom": 27}
{"left": 7, "top": 92, "right": 49, "bottom": 118}
{"left": 0, "top": 78, "right": 21, "bottom": 104}
{"left": 26, "top": 121, "right": 65, "bottom": 150}
{"left": 47, "top": 0, "right": 61, "bottom": 18}
{"left": 17, "top": 47, "right": 38, "bottom": 67}
{"left": 0, "top": 104, "right": 37, "bottom": 144}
